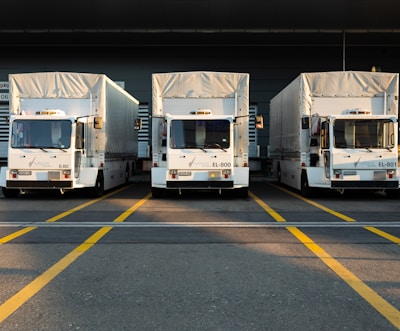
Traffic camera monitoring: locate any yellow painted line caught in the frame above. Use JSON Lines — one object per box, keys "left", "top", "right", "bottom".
{"left": 0, "top": 227, "right": 38, "bottom": 244}
{"left": 0, "top": 184, "right": 132, "bottom": 245}
{"left": 364, "top": 226, "right": 400, "bottom": 244}
{"left": 249, "top": 190, "right": 400, "bottom": 329}
{"left": 0, "top": 192, "right": 152, "bottom": 323}
{"left": 113, "top": 193, "right": 151, "bottom": 223}
{"left": 286, "top": 226, "right": 400, "bottom": 329}
{"left": 270, "top": 183, "right": 400, "bottom": 244}
{"left": 249, "top": 190, "right": 286, "bottom": 222}
{"left": 270, "top": 183, "right": 357, "bottom": 222}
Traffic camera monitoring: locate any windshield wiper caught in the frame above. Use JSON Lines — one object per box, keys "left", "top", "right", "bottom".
{"left": 39, "top": 146, "right": 67, "bottom": 152}
{"left": 215, "top": 143, "right": 227, "bottom": 152}
{"left": 184, "top": 144, "right": 207, "bottom": 152}
{"left": 205, "top": 143, "right": 227, "bottom": 152}
{"left": 356, "top": 145, "right": 373, "bottom": 152}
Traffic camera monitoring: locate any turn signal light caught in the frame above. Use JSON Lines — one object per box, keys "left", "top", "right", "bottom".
{"left": 63, "top": 170, "right": 71, "bottom": 179}
{"left": 387, "top": 170, "right": 396, "bottom": 179}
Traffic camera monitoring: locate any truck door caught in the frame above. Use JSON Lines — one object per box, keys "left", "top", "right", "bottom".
{"left": 75, "top": 122, "right": 84, "bottom": 178}
{"left": 321, "top": 120, "right": 330, "bottom": 178}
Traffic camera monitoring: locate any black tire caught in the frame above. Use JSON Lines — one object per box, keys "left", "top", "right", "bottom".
{"left": 300, "top": 171, "right": 315, "bottom": 198}
{"left": 125, "top": 164, "right": 130, "bottom": 184}
{"left": 277, "top": 163, "right": 281, "bottom": 183}
{"left": 88, "top": 171, "right": 104, "bottom": 198}
{"left": 2, "top": 187, "right": 19, "bottom": 198}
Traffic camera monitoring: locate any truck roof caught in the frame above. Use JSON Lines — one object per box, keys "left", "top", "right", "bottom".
{"left": 270, "top": 71, "right": 399, "bottom": 117}
{"left": 152, "top": 71, "right": 249, "bottom": 117}
{"left": 9, "top": 72, "right": 139, "bottom": 115}
{"left": 299, "top": 71, "right": 399, "bottom": 98}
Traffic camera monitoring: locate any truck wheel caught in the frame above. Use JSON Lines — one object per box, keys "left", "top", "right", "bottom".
{"left": 277, "top": 163, "right": 281, "bottom": 183}
{"left": 300, "top": 171, "right": 314, "bottom": 198}
{"left": 125, "top": 164, "right": 130, "bottom": 183}
{"left": 2, "top": 187, "right": 19, "bottom": 198}
{"left": 88, "top": 171, "right": 104, "bottom": 198}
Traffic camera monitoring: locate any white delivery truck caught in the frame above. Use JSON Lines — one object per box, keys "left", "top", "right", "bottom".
{"left": 269, "top": 71, "right": 399, "bottom": 197}
{"left": 151, "top": 71, "right": 250, "bottom": 197}
{"left": 0, "top": 72, "right": 140, "bottom": 197}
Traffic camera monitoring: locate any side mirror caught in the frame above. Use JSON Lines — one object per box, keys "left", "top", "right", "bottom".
{"left": 255, "top": 115, "right": 264, "bottom": 129}
{"left": 302, "top": 116, "right": 310, "bottom": 129}
{"left": 134, "top": 118, "right": 142, "bottom": 130}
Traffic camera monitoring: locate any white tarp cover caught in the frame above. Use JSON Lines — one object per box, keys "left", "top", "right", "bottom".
{"left": 152, "top": 71, "right": 249, "bottom": 116}
{"left": 9, "top": 72, "right": 107, "bottom": 115}
{"left": 299, "top": 71, "right": 399, "bottom": 117}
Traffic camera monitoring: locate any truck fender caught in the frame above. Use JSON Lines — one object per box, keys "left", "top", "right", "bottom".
{"left": 77, "top": 168, "right": 99, "bottom": 186}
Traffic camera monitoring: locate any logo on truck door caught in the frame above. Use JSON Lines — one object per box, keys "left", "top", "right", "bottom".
{"left": 354, "top": 157, "right": 361, "bottom": 168}
{"left": 189, "top": 157, "right": 196, "bottom": 167}
{"left": 188, "top": 157, "right": 211, "bottom": 168}
{"left": 28, "top": 156, "right": 36, "bottom": 168}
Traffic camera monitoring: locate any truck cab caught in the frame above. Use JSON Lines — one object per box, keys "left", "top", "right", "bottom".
{"left": 152, "top": 111, "right": 248, "bottom": 197}
{"left": 0, "top": 111, "right": 99, "bottom": 197}
{"left": 303, "top": 114, "right": 398, "bottom": 196}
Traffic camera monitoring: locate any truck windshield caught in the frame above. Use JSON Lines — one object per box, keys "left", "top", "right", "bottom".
{"left": 11, "top": 120, "right": 72, "bottom": 149}
{"left": 333, "top": 119, "right": 395, "bottom": 149}
{"left": 170, "top": 119, "right": 230, "bottom": 149}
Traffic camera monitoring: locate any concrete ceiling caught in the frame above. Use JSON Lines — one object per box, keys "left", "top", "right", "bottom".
{"left": 1, "top": 1, "right": 400, "bottom": 49}
{"left": 2, "top": 0, "right": 400, "bottom": 31}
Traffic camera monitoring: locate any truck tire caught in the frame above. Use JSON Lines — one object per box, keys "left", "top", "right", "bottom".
{"left": 301, "top": 171, "right": 315, "bottom": 198}
{"left": 125, "top": 164, "right": 130, "bottom": 184}
{"left": 88, "top": 171, "right": 104, "bottom": 198}
{"left": 2, "top": 187, "right": 19, "bottom": 198}
{"left": 277, "top": 163, "right": 281, "bottom": 183}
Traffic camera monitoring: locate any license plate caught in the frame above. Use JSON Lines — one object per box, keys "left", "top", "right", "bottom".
{"left": 178, "top": 171, "right": 191, "bottom": 176}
